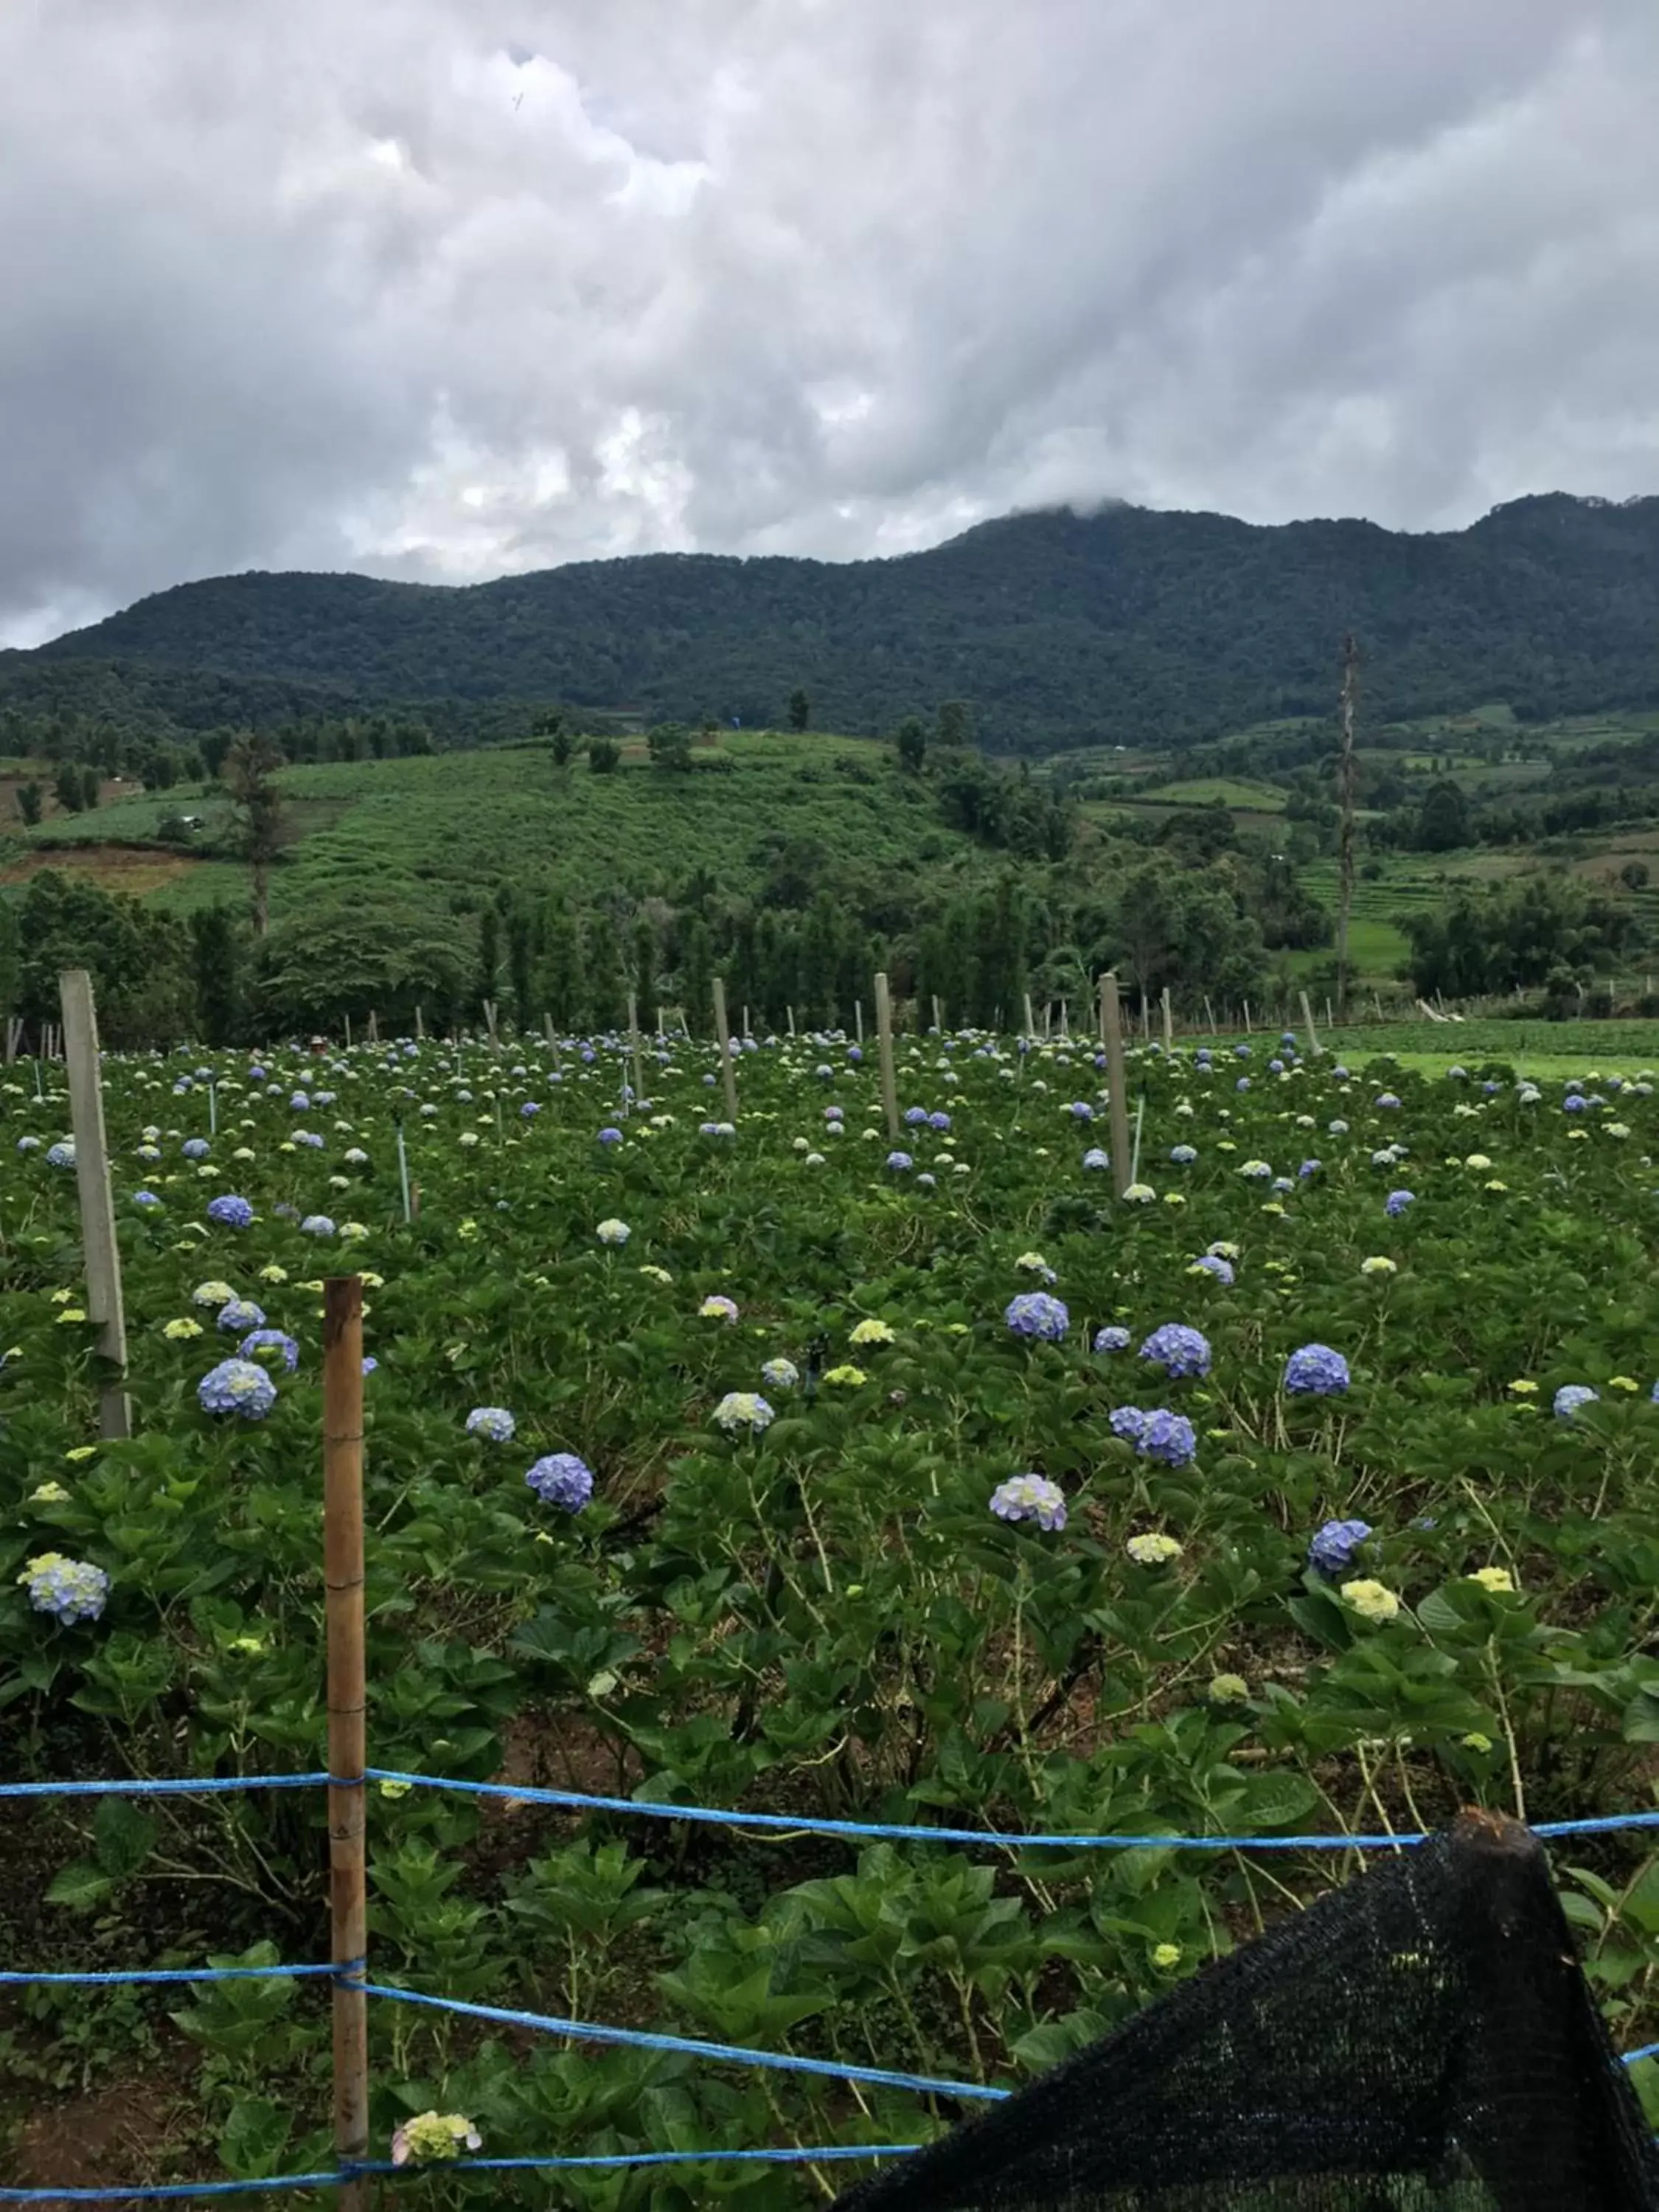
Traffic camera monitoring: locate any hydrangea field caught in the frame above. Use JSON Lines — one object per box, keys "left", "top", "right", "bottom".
{"left": 6, "top": 1023, "right": 1659, "bottom": 2201}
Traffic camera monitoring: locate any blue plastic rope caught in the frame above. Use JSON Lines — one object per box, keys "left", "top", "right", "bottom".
{"left": 7, "top": 1765, "right": 1659, "bottom": 1855}
{"left": 348, "top": 2148, "right": 919, "bottom": 2175}
{"left": 363, "top": 1981, "right": 1010, "bottom": 2103}
{"left": 0, "top": 2180, "right": 339, "bottom": 2204}
{"left": 0, "top": 1773, "right": 330, "bottom": 1800}
{"left": 0, "top": 1963, "right": 347, "bottom": 1989}
{"left": 1624, "top": 2042, "right": 1659, "bottom": 2067}
{"left": 364, "top": 1768, "right": 1659, "bottom": 1854}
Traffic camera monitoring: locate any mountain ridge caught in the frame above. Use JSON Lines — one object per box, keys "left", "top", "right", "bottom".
{"left": 10, "top": 493, "right": 1659, "bottom": 751}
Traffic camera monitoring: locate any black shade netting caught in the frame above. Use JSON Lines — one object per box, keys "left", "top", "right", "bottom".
{"left": 832, "top": 1813, "right": 1658, "bottom": 2212}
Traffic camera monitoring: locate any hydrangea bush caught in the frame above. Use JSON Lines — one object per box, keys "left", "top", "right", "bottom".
{"left": 5, "top": 1029, "right": 1659, "bottom": 2167}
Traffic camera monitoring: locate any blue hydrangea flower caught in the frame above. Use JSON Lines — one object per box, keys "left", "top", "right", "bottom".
{"left": 181, "top": 1138, "right": 210, "bottom": 1160}
{"left": 1082, "top": 1147, "right": 1110, "bottom": 1171}
{"left": 1284, "top": 1343, "right": 1351, "bottom": 1396}
{"left": 465, "top": 1406, "right": 516, "bottom": 1442}
{"left": 1093, "top": 1325, "right": 1131, "bottom": 1353}
{"left": 1298, "top": 1159, "right": 1321, "bottom": 1178}
{"left": 1138, "top": 1323, "right": 1211, "bottom": 1380}
{"left": 1269, "top": 1058, "right": 1284, "bottom": 1075}
{"left": 16, "top": 1135, "right": 41, "bottom": 1152}
{"left": 1170, "top": 1144, "right": 1197, "bottom": 1164}
{"left": 1563, "top": 1094, "right": 1586, "bottom": 1114}
{"left": 1236, "top": 1077, "right": 1251, "bottom": 1092}
{"left": 299, "top": 1214, "right": 335, "bottom": 1238}
{"left": 526, "top": 1453, "right": 594, "bottom": 1511}
{"left": 1554, "top": 1384, "right": 1600, "bottom": 1420}
{"left": 903, "top": 1105, "right": 928, "bottom": 1125}
{"left": 217, "top": 1298, "right": 266, "bottom": 1334}
{"left": 206, "top": 1194, "right": 254, "bottom": 1228}
{"left": 990, "top": 1475, "right": 1067, "bottom": 1531}
{"left": 1308, "top": 1517, "right": 1371, "bottom": 1576}
{"left": 1069, "top": 1102, "right": 1094, "bottom": 1121}
{"left": 1137, "top": 1409, "right": 1198, "bottom": 1467}
{"left": 886, "top": 1150, "right": 914, "bottom": 1172}
{"left": 520, "top": 1099, "right": 541, "bottom": 1118}
{"left": 1188, "top": 1253, "right": 1234, "bottom": 1286}
{"left": 1385, "top": 1189, "right": 1415, "bottom": 1217}
{"left": 1005, "top": 1291, "right": 1068, "bottom": 1342}
{"left": 133, "top": 1190, "right": 161, "bottom": 1208}
{"left": 1110, "top": 1405, "right": 1150, "bottom": 1444}
{"left": 45, "top": 1140, "right": 76, "bottom": 1169}
{"left": 598, "top": 1127, "right": 624, "bottom": 1147}
{"left": 198, "top": 1358, "right": 278, "bottom": 1420}
{"left": 18, "top": 1553, "right": 110, "bottom": 1624}
{"left": 929, "top": 1111, "right": 951, "bottom": 1131}
{"left": 1374, "top": 1093, "right": 1401, "bottom": 1110}
{"left": 293, "top": 1131, "right": 325, "bottom": 1150}
{"left": 1234, "top": 1044, "right": 1251, "bottom": 1059}
{"left": 240, "top": 1329, "right": 300, "bottom": 1373}
{"left": 917, "top": 1171, "right": 936, "bottom": 1188}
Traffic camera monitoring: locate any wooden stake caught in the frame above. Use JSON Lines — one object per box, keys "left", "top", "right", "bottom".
{"left": 1161, "top": 987, "right": 1173, "bottom": 1054}
{"left": 874, "top": 972, "right": 901, "bottom": 1140}
{"left": 855, "top": 1001, "right": 864, "bottom": 1044}
{"left": 1100, "top": 973, "right": 1132, "bottom": 1201}
{"left": 344, "top": 1013, "right": 352, "bottom": 1050}
{"left": 414, "top": 1004, "right": 425, "bottom": 1041}
{"left": 1298, "top": 990, "right": 1323, "bottom": 1057}
{"left": 322, "top": 1276, "right": 368, "bottom": 2212}
{"left": 1242, "top": 999, "right": 1253, "bottom": 1034}
{"left": 712, "top": 978, "right": 739, "bottom": 1121}
{"left": 1139, "top": 994, "right": 1150, "bottom": 1041}
{"left": 627, "top": 990, "right": 644, "bottom": 1107}
{"left": 1203, "top": 995, "right": 1217, "bottom": 1037}
{"left": 931, "top": 994, "right": 943, "bottom": 1035}
{"left": 59, "top": 971, "right": 130, "bottom": 1441}
{"left": 482, "top": 998, "right": 498, "bottom": 1054}
{"left": 1059, "top": 999, "right": 1069, "bottom": 1040}
{"left": 1023, "top": 992, "right": 1035, "bottom": 1039}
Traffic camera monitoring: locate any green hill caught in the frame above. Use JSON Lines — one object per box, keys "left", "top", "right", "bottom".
{"left": 7, "top": 491, "right": 1659, "bottom": 754}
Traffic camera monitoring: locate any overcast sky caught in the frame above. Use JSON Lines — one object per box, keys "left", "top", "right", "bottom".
{"left": 4, "top": 0, "right": 1657, "bottom": 647}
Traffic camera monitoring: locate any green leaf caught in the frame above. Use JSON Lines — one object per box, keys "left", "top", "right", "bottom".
{"left": 94, "top": 1794, "right": 157, "bottom": 1881}
{"left": 218, "top": 2099, "right": 292, "bottom": 2181}
{"left": 46, "top": 1861, "right": 114, "bottom": 1909}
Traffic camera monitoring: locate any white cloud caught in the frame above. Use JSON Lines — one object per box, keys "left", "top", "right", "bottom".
{"left": 2, "top": 0, "right": 1658, "bottom": 639}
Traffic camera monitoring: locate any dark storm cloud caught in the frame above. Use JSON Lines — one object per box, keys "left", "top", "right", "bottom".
{"left": 2, "top": 0, "right": 1657, "bottom": 643}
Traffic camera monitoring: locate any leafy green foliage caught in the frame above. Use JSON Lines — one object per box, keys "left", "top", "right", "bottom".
{"left": 8, "top": 1019, "right": 1659, "bottom": 2188}
{"left": 13, "top": 493, "right": 1659, "bottom": 752}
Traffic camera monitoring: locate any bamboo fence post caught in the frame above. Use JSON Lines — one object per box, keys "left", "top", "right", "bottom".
{"left": 59, "top": 970, "right": 130, "bottom": 1441}
{"left": 787, "top": 1006, "right": 796, "bottom": 1038}
{"left": 1100, "top": 972, "right": 1132, "bottom": 1201}
{"left": 1060, "top": 999, "right": 1069, "bottom": 1040}
{"left": 712, "top": 978, "right": 739, "bottom": 1121}
{"left": 742, "top": 1004, "right": 751, "bottom": 1039}
{"left": 414, "top": 1004, "right": 425, "bottom": 1041}
{"left": 1299, "top": 989, "right": 1324, "bottom": 1057}
{"left": 1161, "top": 987, "right": 1173, "bottom": 1053}
{"left": 931, "top": 994, "right": 943, "bottom": 1034}
{"left": 1139, "top": 993, "right": 1150, "bottom": 1041}
{"left": 627, "top": 990, "right": 644, "bottom": 1106}
{"left": 874, "top": 972, "right": 901, "bottom": 1140}
{"left": 395, "top": 1120, "right": 412, "bottom": 1224}
{"left": 855, "top": 1001, "right": 864, "bottom": 1044}
{"left": 1023, "top": 992, "right": 1035, "bottom": 1039}
{"left": 344, "top": 1014, "right": 352, "bottom": 1050}
{"left": 1203, "top": 995, "right": 1217, "bottom": 1037}
{"left": 1242, "top": 999, "right": 1253, "bottom": 1034}
{"left": 323, "top": 1276, "right": 368, "bottom": 2212}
